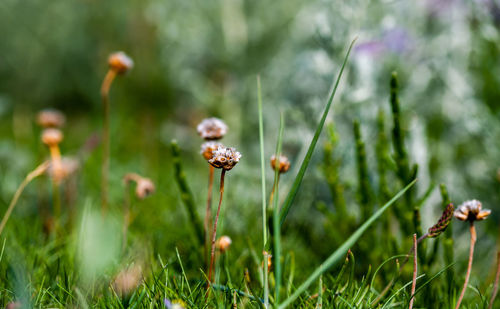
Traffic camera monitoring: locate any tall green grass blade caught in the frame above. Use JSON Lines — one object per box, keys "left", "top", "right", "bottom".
{"left": 279, "top": 38, "right": 356, "bottom": 226}
{"left": 278, "top": 179, "right": 416, "bottom": 308}
{"left": 380, "top": 274, "right": 425, "bottom": 309}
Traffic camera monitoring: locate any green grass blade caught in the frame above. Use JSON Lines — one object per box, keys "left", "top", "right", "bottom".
{"left": 279, "top": 38, "right": 356, "bottom": 226}
{"left": 277, "top": 179, "right": 416, "bottom": 308}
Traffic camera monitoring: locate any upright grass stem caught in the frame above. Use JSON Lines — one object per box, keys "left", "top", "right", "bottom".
{"left": 208, "top": 169, "right": 226, "bottom": 287}
{"left": 100, "top": 69, "right": 117, "bottom": 214}
{"left": 0, "top": 161, "right": 50, "bottom": 237}
{"left": 455, "top": 222, "right": 476, "bottom": 309}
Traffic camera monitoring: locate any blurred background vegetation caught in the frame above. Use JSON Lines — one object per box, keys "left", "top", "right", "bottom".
{"left": 0, "top": 0, "right": 500, "bottom": 306}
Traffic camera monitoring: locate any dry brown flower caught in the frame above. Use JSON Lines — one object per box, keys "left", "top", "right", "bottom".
{"left": 108, "top": 52, "right": 134, "bottom": 74}
{"left": 454, "top": 199, "right": 491, "bottom": 222}
{"left": 41, "top": 128, "right": 63, "bottom": 146}
{"left": 37, "top": 109, "right": 66, "bottom": 128}
{"left": 200, "top": 141, "right": 223, "bottom": 161}
{"left": 270, "top": 154, "right": 291, "bottom": 174}
{"left": 208, "top": 146, "right": 241, "bottom": 170}
{"left": 216, "top": 235, "right": 232, "bottom": 252}
{"left": 124, "top": 173, "right": 155, "bottom": 199}
{"left": 197, "top": 117, "right": 228, "bottom": 140}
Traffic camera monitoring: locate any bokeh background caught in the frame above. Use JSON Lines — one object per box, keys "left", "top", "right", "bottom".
{"left": 0, "top": 0, "right": 500, "bottom": 302}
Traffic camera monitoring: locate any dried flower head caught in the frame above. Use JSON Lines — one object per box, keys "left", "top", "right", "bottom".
{"left": 135, "top": 177, "right": 155, "bottom": 199}
{"left": 197, "top": 117, "right": 228, "bottom": 140}
{"left": 48, "top": 157, "right": 79, "bottom": 180}
{"left": 428, "top": 203, "right": 454, "bottom": 238}
{"left": 113, "top": 265, "right": 142, "bottom": 296}
{"left": 108, "top": 51, "right": 134, "bottom": 74}
{"left": 216, "top": 235, "right": 232, "bottom": 252}
{"left": 270, "top": 154, "right": 291, "bottom": 174}
{"left": 454, "top": 199, "right": 491, "bottom": 222}
{"left": 164, "top": 299, "right": 186, "bottom": 309}
{"left": 37, "top": 109, "right": 66, "bottom": 128}
{"left": 200, "top": 141, "right": 223, "bottom": 161}
{"left": 208, "top": 146, "right": 241, "bottom": 170}
{"left": 41, "top": 128, "right": 63, "bottom": 146}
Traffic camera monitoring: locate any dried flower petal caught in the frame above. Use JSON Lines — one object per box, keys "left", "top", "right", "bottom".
{"left": 454, "top": 199, "right": 491, "bottom": 222}
{"left": 270, "top": 154, "right": 291, "bottom": 174}
{"left": 428, "top": 203, "right": 454, "bottom": 238}
{"left": 200, "top": 141, "right": 223, "bottom": 161}
{"left": 197, "top": 118, "right": 228, "bottom": 140}
{"left": 108, "top": 51, "right": 134, "bottom": 74}
{"left": 208, "top": 146, "right": 241, "bottom": 170}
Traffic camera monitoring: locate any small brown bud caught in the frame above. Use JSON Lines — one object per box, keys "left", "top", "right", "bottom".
{"left": 216, "top": 235, "right": 232, "bottom": 252}
{"left": 270, "top": 154, "right": 290, "bottom": 174}
{"left": 197, "top": 117, "right": 228, "bottom": 140}
{"left": 108, "top": 51, "right": 134, "bottom": 74}
{"left": 428, "top": 203, "right": 454, "bottom": 238}
{"left": 36, "top": 109, "right": 66, "bottom": 128}
{"left": 200, "top": 141, "right": 223, "bottom": 161}
{"left": 41, "top": 128, "right": 63, "bottom": 146}
{"left": 454, "top": 199, "right": 491, "bottom": 222}
{"left": 209, "top": 146, "right": 241, "bottom": 171}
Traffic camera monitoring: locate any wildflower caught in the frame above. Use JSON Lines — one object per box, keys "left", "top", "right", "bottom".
{"left": 41, "top": 128, "right": 63, "bottom": 147}
{"left": 41, "top": 128, "right": 64, "bottom": 183}
{"left": 216, "top": 235, "right": 232, "bottom": 252}
{"left": 123, "top": 173, "right": 155, "bottom": 199}
{"left": 270, "top": 154, "right": 290, "bottom": 174}
{"left": 427, "top": 203, "right": 454, "bottom": 238}
{"left": 113, "top": 265, "right": 142, "bottom": 296}
{"left": 200, "top": 141, "right": 223, "bottom": 161}
{"left": 208, "top": 146, "right": 241, "bottom": 170}
{"left": 37, "top": 109, "right": 66, "bottom": 128}
{"left": 197, "top": 117, "right": 228, "bottom": 140}
{"left": 108, "top": 51, "right": 134, "bottom": 74}
{"left": 164, "top": 299, "right": 186, "bottom": 309}
{"left": 454, "top": 199, "right": 491, "bottom": 222}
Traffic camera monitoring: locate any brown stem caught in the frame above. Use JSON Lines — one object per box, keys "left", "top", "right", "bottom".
{"left": 205, "top": 165, "right": 215, "bottom": 269}
{"left": 100, "top": 69, "right": 117, "bottom": 215}
{"left": 207, "top": 169, "right": 226, "bottom": 291}
{"left": 409, "top": 233, "right": 417, "bottom": 309}
{"left": 0, "top": 161, "right": 50, "bottom": 236}
{"left": 455, "top": 222, "right": 477, "bottom": 309}
{"left": 488, "top": 251, "right": 500, "bottom": 309}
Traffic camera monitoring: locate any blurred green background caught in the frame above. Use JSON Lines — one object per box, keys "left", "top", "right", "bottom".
{"left": 0, "top": 0, "right": 500, "bottom": 304}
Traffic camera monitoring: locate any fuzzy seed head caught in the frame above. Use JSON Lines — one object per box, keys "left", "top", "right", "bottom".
{"left": 216, "top": 235, "right": 232, "bottom": 252}
{"left": 113, "top": 265, "right": 142, "bottom": 296}
{"left": 37, "top": 109, "right": 66, "bottom": 128}
{"left": 428, "top": 203, "right": 454, "bottom": 238}
{"left": 197, "top": 117, "right": 228, "bottom": 140}
{"left": 108, "top": 51, "right": 134, "bottom": 74}
{"left": 41, "top": 128, "right": 63, "bottom": 146}
{"left": 454, "top": 199, "right": 491, "bottom": 222}
{"left": 200, "top": 141, "right": 223, "bottom": 161}
{"left": 208, "top": 146, "right": 241, "bottom": 170}
{"left": 270, "top": 154, "right": 290, "bottom": 174}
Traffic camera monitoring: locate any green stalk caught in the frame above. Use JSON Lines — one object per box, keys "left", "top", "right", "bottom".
{"left": 353, "top": 120, "right": 373, "bottom": 221}
{"left": 279, "top": 38, "right": 356, "bottom": 227}
{"left": 278, "top": 179, "right": 416, "bottom": 308}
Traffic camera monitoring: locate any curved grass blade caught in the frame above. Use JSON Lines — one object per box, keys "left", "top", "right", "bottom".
{"left": 278, "top": 179, "right": 416, "bottom": 308}
{"left": 279, "top": 38, "right": 357, "bottom": 226}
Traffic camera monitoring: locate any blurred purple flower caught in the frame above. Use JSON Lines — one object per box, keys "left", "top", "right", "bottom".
{"left": 355, "top": 28, "right": 413, "bottom": 58}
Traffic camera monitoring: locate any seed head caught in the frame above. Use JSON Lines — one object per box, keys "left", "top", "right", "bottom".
{"left": 454, "top": 199, "right": 491, "bottom": 222}
{"left": 428, "top": 203, "right": 454, "bottom": 238}
{"left": 270, "top": 154, "right": 290, "bottom": 174}
{"left": 200, "top": 141, "right": 223, "bottom": 161}
{"left": 216, "top": 235, "right": 232, "bottom": 252}
{"left": 197, "top": 117, "right": 228, "bottom": 140}
{"left": 208, "top": 146, "right": 241, "bottom": 170}
{"left": 41, "top": 128, "right": 63, "bottom": 146}
{"left": 37, "top": 109, "right": 66, "bottom": 128}
{"left": 113, "top": 265, "right": 142, "bottom": 296}
{"left": 108, "top": 51, "right": 134, "bottom": 74}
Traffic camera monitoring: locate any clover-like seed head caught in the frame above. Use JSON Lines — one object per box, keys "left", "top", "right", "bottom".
{"left": 216, "top": 235, "right": 232, "bottom": 252}
{"left": 270, "top": 154, "right": 291, "bottom": 174}
{"left": 108, "top": 51, "right": 134, "bottom": 74}
{"left": 208, "top": 146, "right": 241, "bottom": 170}
{"left": 428, "top": 203, "right": 454, "bottom": 238}
{"left": 454, "top": 199, "right": 491, "bottom": 222}
{"left": 200, "top": 141, "right": 223, "bottom": 161}
{"left": 37, "top": 109, "right": 66, "bottom": 128}
{"left": 197, "top": 117, "right": 228, "bottom": 140}
{"left": 41, "top": 128, "right": 63, "bottom": 146}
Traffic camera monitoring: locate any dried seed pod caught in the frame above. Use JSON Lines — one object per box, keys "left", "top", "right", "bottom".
{"left": 37, "top": 109, "right": 66, "bottom": 128}
{"left": 454, "top": 199, "right": 491, "bottom": 222}
{"left": 216, "top": 235, "right": 232, "bottom": 252}
{"left": 209, "top": 146, "right": 241, "bottom": 170}
{"left": 108, "top": 51, "right": 134, "bottom": 74}
{"left": 428, "top": 203, "right": 454, "bottom": 238}
{"left": 270, "top": 154, "right": 290, "bottom": 174}
{"left": 200, "top": 141, "right": 223, "bottom": 161}
{"left": 113, "top": 265, "right": 142, "bottom": 296}
{"left": 197, "top": 117, "right": 228, "bottom": 140}
{"left": 41, "top": 128, "right": 63, "bottom": 146}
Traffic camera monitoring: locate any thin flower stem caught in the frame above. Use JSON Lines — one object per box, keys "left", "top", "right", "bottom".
{"left": 0, "top": 161, "right": 50, "bottom": 237}
{"left": 205, "top": 165, "right": 215, "bottom": 269}
{"left": 48, "top": 145, "right": 62, "bottom": 232}
{"left": 455, "top": 222, "right": 476, "bottom": 309}
{"left": 488, "top": 251, "right": 500, "bottom": 309}
{"left": 409, "top": 233, "right": 417, "bottom": 309}
{"left": 208, "top": 169, "right": 226, "bottom": 289}
{"left": 100, "top": 69, "right": 117, "bottom": 215}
